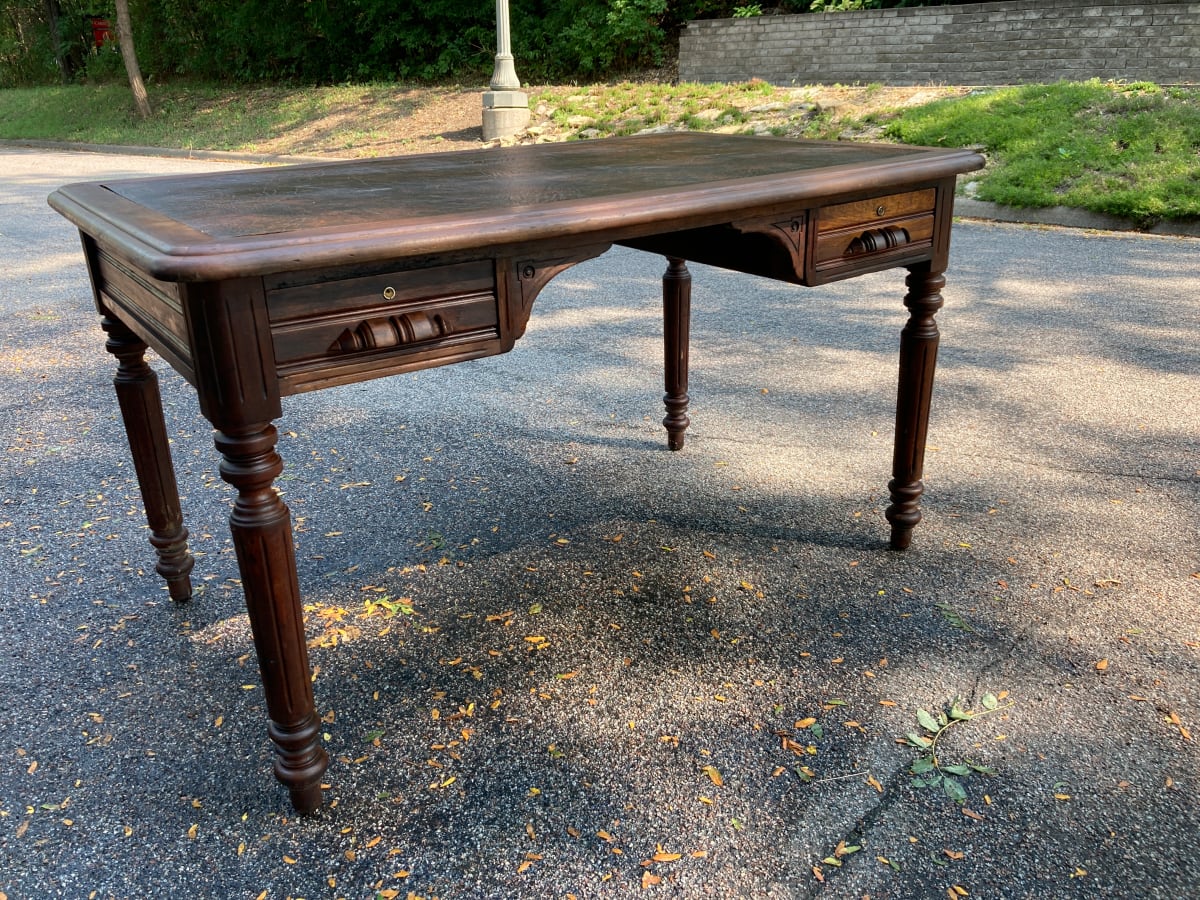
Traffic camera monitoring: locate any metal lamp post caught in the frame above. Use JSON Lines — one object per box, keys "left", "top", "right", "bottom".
{"left": 482, "top": 0, "right": 530, "bottom": 141}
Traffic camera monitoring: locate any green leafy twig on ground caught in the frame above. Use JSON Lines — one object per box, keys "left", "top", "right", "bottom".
{"left": 935, "top": 600, "right": 976, "bottom": 633}
{"left": 900, "top": 694, "right": 1010, "bottom": 803}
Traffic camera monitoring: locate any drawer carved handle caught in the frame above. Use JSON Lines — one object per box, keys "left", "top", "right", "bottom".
{"left": 329, "top": 311, "right": 447, "bottom": 353}
{"left": 847, "top": 225, "right": 911, "bottom": 256}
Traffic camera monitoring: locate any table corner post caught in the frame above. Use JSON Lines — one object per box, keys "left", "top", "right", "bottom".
{"left": 662, "top": 256, "right": 692, "bottom": 451}
{"left": 886, "top": 261, "right": 945, "bottom": 551}
{"left": 101, "top": 313, "right": 195, "bottom": 601}
{"left": 187, "top": 278, "right": 327, "bottom": 812}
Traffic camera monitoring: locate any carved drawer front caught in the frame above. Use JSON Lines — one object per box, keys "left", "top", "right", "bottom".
{"left": 266, "top": 261, "right": 502, "bottom": 390}
{"left": 813, "top": 189, "right": 937, "bottom": 278}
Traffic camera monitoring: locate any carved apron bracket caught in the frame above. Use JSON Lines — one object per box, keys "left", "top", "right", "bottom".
{"left": 730, "top": 215, "right": 808, "bottom": 281}
{"left": 503, "top": 244, "right": 611, "bottom": 339}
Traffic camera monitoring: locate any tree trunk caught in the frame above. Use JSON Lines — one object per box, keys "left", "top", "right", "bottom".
{"left": 113, "top": 0, "right": 152, "bottom": 119}
{"left": 43, "top": 0, "right": 71, "bottom": 83}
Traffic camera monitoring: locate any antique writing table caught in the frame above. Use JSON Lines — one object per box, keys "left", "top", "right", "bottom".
{"left": 50, "top": 134, "right": 984, "bottom": 812}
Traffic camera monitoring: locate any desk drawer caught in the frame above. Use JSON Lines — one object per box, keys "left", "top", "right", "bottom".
{"left": 812, "top": 189, "right": 936, "bottom": 278}
{"left": 266, "top": 261, "right": 503, "bottom": 390}
{"left": 815, "top": 213, "right": 935, "bottom": 266}
{"left": 816, "top": 189, "right": 935, "bottom": 234}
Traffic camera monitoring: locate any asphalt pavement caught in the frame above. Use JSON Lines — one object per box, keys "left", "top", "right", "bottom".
{"left": 1, "top": 147, "right": 1198, "bottom": 899}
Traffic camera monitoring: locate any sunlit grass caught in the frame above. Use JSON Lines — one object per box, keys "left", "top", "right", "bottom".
{"left": 882, "top": 80, "right": 1200, "bottom": 222}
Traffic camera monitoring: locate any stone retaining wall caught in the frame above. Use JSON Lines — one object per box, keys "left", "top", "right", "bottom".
{"left": 679, "top": 0, "right": 1200, "bottom": 85}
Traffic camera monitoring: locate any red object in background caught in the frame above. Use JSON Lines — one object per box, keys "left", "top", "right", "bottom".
{"left": 90, "top": 17, "right": 112, "bottom": 49}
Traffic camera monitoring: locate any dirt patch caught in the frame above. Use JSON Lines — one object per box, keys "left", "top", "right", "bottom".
{"left": 249, "top": 83, "right": 970, "bottom": 159}
{"left": 251, "top": 87, "right": 487, "bottom": 157}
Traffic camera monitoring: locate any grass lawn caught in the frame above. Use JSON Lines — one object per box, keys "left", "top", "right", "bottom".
{"left": 883, "top": 81, "right": 1200, "bottom": 224}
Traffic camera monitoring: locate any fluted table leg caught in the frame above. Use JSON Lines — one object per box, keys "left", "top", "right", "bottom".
{"left": 887, "top": 263, "right": 945, "bottom": 551}
{"left": 662, "top": 256, "right": 692, "bottom": 451}
{"left": 215, "top": 424, "right": 327, "bottom": 813}
{"left": 102, "top": 315, "right": 194, "bottom": 601}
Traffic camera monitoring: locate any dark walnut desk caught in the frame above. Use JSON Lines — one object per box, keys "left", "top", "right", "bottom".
{"left": 50, "top": 133, "right": 983, "bottom": 812}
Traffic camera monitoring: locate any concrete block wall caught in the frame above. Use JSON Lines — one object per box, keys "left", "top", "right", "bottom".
{"left": 679, "top": 0, "right": 1200, "bottom": 85}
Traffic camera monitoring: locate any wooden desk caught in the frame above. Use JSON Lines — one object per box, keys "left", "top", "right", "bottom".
{"left": 50, "top": 134, "right": 983, "bottom": 812}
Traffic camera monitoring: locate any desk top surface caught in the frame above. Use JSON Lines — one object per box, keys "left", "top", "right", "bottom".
{"left": 50, "top": 133, "right": 982, "bottom": 281}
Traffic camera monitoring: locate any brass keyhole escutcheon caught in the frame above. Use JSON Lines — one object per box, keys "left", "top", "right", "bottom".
{"left": 875, "top": 205, "right": 887, "bottom": 217}
{"left": 382, "top": 286, "right": 396, "bottom": 300}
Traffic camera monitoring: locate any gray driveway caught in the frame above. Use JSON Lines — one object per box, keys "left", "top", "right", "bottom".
{"left": 1, "top": 148, "right": 1198, "bottom": 899}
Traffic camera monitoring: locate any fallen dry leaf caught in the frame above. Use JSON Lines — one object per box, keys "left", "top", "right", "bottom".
{"left": 780, "top": 736, "right": 805, "bottom": 755}
{"left": 701, "top": 765, "right": 724, "bottom": 786}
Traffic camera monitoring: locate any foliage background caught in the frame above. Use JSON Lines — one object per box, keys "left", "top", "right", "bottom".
{"left": 2, "top": 0, "right": 992, "bottom": 87}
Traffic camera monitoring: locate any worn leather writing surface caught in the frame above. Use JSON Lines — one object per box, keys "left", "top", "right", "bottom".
{"left": 107, "top": 135, "right": 928, "bottom": 239}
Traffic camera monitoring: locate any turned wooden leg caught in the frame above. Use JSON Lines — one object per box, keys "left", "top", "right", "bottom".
{"left": 887, "top": 264, "right": 945, "bottom": 551}
{"left": 662, "top": 256, "right": 692, "bottom": 451}
{"left": 101, "top": 315, "right": 194, "bottom": 601}
{"left": 215, "top": 424, "right": 327, "bottom": 813}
